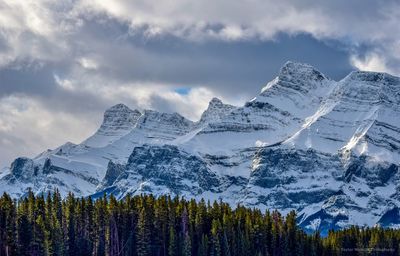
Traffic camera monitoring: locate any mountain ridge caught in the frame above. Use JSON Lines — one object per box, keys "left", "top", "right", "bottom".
{"left": 1, "top": 61, "right": 399, "bottom": 235}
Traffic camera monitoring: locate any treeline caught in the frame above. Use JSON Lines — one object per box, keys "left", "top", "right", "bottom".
{"left": 0, "top": 191, "right": 399, "bottom": 256}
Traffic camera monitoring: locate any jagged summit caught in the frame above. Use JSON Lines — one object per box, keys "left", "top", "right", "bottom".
{"left": 198, "top": 97, "right": 236, "bottom": 124}
{"left": 102, "top": 104, "right": 141, "bottom": 128}
{"left": 259, "top": 61, "right": 332, "bottom": 98}
{"left": 278, "top": 61, "right": 329, "bottom": 82}
{"left": 136, "top": 110, "right": 194, "bottom": 136}
{"left": 337, "top": 71, "right": 400, "bottom": 105}
{"left": 345, "top": 70, "right": 399, "bottom": 83}
{"left": 84, "top": 103, "right": 142, "bottom": 148}
{"left": 105, "top": 103, "right": 132, "bottom": 112}
{"left": 209, "top": 97, "right": 224, "bottom": 106}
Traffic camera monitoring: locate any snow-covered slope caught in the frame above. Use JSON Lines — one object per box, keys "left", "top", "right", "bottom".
{"left": 285, "top": 71, "right": 400, "bottom": 159}
{"left": 181, "top": 62, "right": 335, "bottom": 157}
{"left": 1, "top": 61, "right": 399, "bottom": 234}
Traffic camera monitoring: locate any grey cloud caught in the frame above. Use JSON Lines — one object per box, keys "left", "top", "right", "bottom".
{"left": 1, "top": 16, "right": 354, "bottom": 104}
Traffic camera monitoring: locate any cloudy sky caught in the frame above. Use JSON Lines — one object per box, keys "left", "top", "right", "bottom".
{"left": 1, "top": 0, "right": 400, "bottom": 168}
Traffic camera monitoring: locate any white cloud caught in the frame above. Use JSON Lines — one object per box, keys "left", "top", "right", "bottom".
{"left": 54, "top": 75, "right": 75, "bottom": 91}
{"left": 76, "top": 1, "right": 400, "bottom": 75}
{"left": 74, "top": 0, "right": 399, "bottom": 43}
{"left": 0, "top": 95, "right": 97, "bottom": 167}
{"left": 350, "top": 53, "right": 390, "bottom": 73}
{"left": 78, "top": 57, "right": 99, "bottom": 70}
{"left": 152, "top": 87, "right": 218, "bottom": 120}
{"left": 219, "top": 26, "right": 246, "bottom": 41}
{"left": 52, "top": 71, "right": 220, "bottom": 120}
{"left": 0, "top": 0, "right": 75, "bottom": 66}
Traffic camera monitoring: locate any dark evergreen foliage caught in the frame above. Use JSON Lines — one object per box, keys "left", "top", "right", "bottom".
{"left": 0, "top": 191, "right": 399, "bottom": 255}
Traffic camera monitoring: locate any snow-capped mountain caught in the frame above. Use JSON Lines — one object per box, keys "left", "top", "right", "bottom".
{"left": 1, "top": 61, "right": 399, "bottom": 235}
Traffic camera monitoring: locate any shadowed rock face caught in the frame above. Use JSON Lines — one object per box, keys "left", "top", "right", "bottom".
{"left": 97, "top": 145, "right": 222, "bottom": 198}
{"left": 137, "top": 110, "right": 194, "bottom": 137}
{"left": 198, "top": 97, "right": 237, "bottom": 125}
{"left": 101, "top": 104, "right": 142, "bottom": 132}
{"left": 378, "top": 207, "right": 400, "bottom": 227}
{"left": 246, "top": 147, "right": 400, "bottom": 234}
{"left": 344, "top": 155, "right": 398, "bottom": 186}
{"left": 1, "top": 61, "right": 400, "bottom": 234}
{"left": 299, "top": 209, "right": 349, "bottom": 236}
{"left": 102, "top": 161, "right": 125, "bottom": 188}
{"left": 10, "top": 157, "right": 36, "bottom": 180}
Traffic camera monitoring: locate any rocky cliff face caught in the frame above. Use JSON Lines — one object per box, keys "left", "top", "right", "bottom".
{"left": 1, "top": 61, "right": 399, "bottom": 234}
{"left": 84, "top": 104, "right": 142, "bottom": 148}
{"left": 198, "top": 97, "right": 237, "bottom": 125}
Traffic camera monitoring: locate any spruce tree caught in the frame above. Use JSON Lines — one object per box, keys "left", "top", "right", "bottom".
{"left": 210, "top": 219, "right": 221, "bottom": 256}
{"left": 137, "top": 206, "right": 151, "bottom": 256}
{"left": 0, "top": 194, "right": 17, "bottom": 256}
{"left": 197, "top": 234, "right": 209, "bottom": 256}
{"left": 16, "top": 209, "right": 32, "bottom": 256}
{"left": 181, "top": 207, "right": 191, "bottom": 256}
{"left": 168, "top": 226, "right": 177, "bottom": 256}
{"left": 94, "top": 196, "right": 107, "bottom": 256}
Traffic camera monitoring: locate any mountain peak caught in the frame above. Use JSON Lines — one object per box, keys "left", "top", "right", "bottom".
{"left": 142, "top": 109, "right": 188, "bottom": 120}
{"left": 83, "top": 104, "right": 142, "bottom": 147}
{"left": 345, "top": 70, "right": 400, "bottom": 84}
{"left": 278, "top": 61, "right": 328, "bottom": 82}
{"left": 102, "top": 104, "right": 141, "bottom": 126}
{"left": 198, "top": 97, "right": 236, "bottom": 124}
{"left": 104, "top": 103, "right": 137, "bottom": 114}
{"left": 209, "top": 97, "right": 224, "bottom": 106}
{"left": 259, "top": 61, "right": 332, "bottom": 100}
{"left": 340, "top": 70, "right": 400, "bottom": 105}
{"left": 137, "top": 110, "right": 194, "bottom": 136}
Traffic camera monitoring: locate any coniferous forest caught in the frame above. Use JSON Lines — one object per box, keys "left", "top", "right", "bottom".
{"left": 0, "top": 191, "right": 399, "bottom": 256}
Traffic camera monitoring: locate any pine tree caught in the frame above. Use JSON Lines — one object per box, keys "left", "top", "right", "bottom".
{"left": 181, "top": 206, "right": 191, "bottom": 256}
{"left": 0, "top": 193, "right": 17, "bottom": 256}
{"left": 236, "top": 220, "right": 246, "bottom": 256}
{"left": 16, "top": 205, "right": 32, "bottom": 256}
{"left": 221, "top": 230, "right": 231, "bottom": 256}
{"left": 108, "top": 195, "right": 120, "bottom": 256}
{"left": 109, "top": 214, "right": 120, "bottom": 256}
{"left": 197, "top": 234, "right": 209, "bottom": 256}
{"left": 137, "top": 206, "right": 151, "bottom": 256}
{"left": 50, "top": 213, "right": 64, "bottom": 256}
{"left": 210, "top": 219, "right": 221, "bottom": 256}
{"left": 32, "top": 215, "right": 46, "bottom": 256}
{"left": 94, "top": 196, "right": 107, "bottom": 256}
{"left": 154, "top": 196, "right": 169, "bottom": 256}
{"left": 264, "top": 210, "right": 272, "bottom": 256}
{"left": 285, "top": 210, "right": 297, "bottom": 255}
{"left": 65, "top": 193, "right": 77, "bottom": 256}
{"left": 168, "top": 226, "right": 177, "bottom": 256}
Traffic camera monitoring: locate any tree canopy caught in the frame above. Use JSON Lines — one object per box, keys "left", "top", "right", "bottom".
{"left": 0, "top": 191, "right": 399, "bottom": 256}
